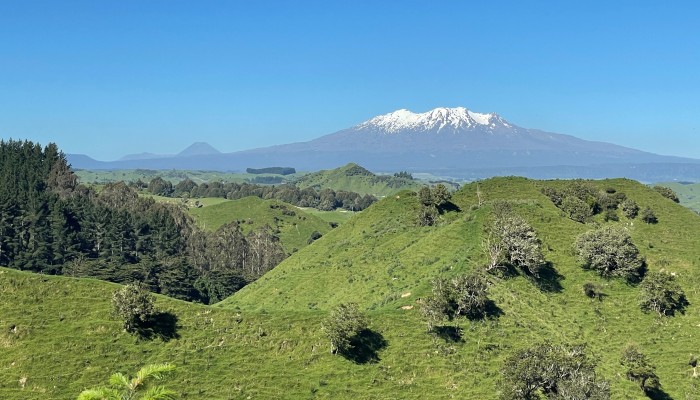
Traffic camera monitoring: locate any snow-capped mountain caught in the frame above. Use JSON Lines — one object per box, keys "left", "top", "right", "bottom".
{"left": 356, "top": 107, "right": 511, "bottom": 134}
{"left": 67, "top": 107, "right": 700, "bottom": 181}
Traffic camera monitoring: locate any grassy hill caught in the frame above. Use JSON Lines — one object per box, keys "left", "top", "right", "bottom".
{"left": 656, "top": 181, "right": 700, "bottom": 212}
{"left": 2, "top": 177, "right": 699, "bottom": 399}
{"left": 188, "top": 196, "right": 334, "bottom": 253}
{"left": 294, "top": 163, "right": 422, "bottom": 197}
{"left": 222, "top": 177, "right": 700, "bottom": 398}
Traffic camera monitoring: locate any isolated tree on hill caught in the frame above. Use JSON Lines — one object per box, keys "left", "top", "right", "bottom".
{"left": 574, "top": 226, "right": 645, "bottom": 281}
{"left": 620, "top": 198, "right": 639, "bottom": 219}
{"left": 77, "top": 363, "right": 176, "bottom": 400}
{"left": 488, "top": 213, "right": 545, "bottom": 277}
{"left": 641, "top": 207, "right": 658, "bottom": 224}
{"left": 112, "top": 282, "right": 158, "bottom": 333}
{"left": 499, "top": 342, "right": 610, "bottom": 400}
{"left": 421, "top": 272, "right": 492, "bottom": 330}
{"left": 432, "top": 184, "right": 451, "bottom": 207}
{"left": 620, "top": 344, "right": 660, "bottom": 394}
{"left": 638, "top": 270, "right": 688, "bottom": 316}
{"left": 417, "top": 185, "right": 452, "bottom": 226}
{"left": 322, "top": 303, "right": 368, "bottom": 355}
{"left": 653, "top": 186, "right": 680, "bottom": 203}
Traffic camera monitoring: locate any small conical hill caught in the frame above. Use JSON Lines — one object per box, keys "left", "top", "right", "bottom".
{"left": 294, "top": 163, "right": 421, "bottom": 197}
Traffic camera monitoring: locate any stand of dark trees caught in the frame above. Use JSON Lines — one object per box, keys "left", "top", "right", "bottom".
{"left": 145, "top": 177, "right": 377, "bottom": 212}
{"left": 0, "top": 140, "right": 285, "bottom": 304}
{"left": 246, "top": 167, "right": 296, "bottom": 175}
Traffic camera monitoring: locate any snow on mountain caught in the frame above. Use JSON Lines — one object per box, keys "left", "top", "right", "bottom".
{"left": 356, "top": 107, "right": 511, "bottom": 133}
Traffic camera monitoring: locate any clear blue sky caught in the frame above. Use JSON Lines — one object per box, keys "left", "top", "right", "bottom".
{"left": 1, "top": 1, "right": 699, "bottom": 161}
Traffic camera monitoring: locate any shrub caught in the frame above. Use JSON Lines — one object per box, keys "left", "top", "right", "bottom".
{"left": 421, "top": 272, "right": 492, "bottom": 328}
{"left": 582, "top": 282, "right": 604, "bottom": 300}
{"left": 491, "top": 214, "right": 546, "bottom": 276}
{"left": 561, "top": 196, "right": 592, "bottom": 223}
{"left": 621, "top": 198, "right": 639, "bottom": 219}
{"left": 603, "top": 209, "right": 619, "bottom": 222}
{"left": 417, "top": 204, "right": 439, "bottom": 226}
{"left": 499, "top": 342, "right": 610, "bottom": 400}
{"left": 111, "top": 283, "right": 157, "bottom": 333}
{"left": 639, "top": 271, "right": 688, "bottom": 316}
{"left": 620, "top": 344, "right": 660, "bottom": 393}
{"left": 307, "top": 231, "right": 323, "bottom": 244}
{"left": 574, "top": 226, "right": 645, "bottom": 281}
{"left": 653, "top": 186, "right": 680, "bottom": 203}
{"left": 322, "top": 303, "right": 368, "bottom": 355}
{"left": 641, "top": 207, "right": 658, "bottom": 224}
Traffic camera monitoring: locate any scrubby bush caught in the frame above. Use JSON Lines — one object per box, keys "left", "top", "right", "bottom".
{"left": 621, "top": 198, "right": 639, "bottom": 219}
{"left": 621, "top": 344, "right": 660, "bottom": 393}
{"left": 307, "top": 231, "right": 323, "bottom": 244}
{"left": 421, "top": 272, "right": 492, "bottom": 328}
{"left": 653, "top": 186, "right": 680, "bottom": 203}
{"left": 639, "top": 271, "right": 688, "bottom": 316}
{"left": 574, "top": 226, "right": 645, "bottom": 281}
{"left": 603, "top": 209, "right": 619, "bottom": 222}
{"left": 416, "top": 185, "right": 453, "bottom": 226}
{"left": 112, "top": 283, "right": 158, "bottom": 333}
{"left": 561, "top": 196, "right": 592, "bottom": 223}
{"left": 641, "top": 207, "right": 658, "bottom": 224}
{"left": 490, "top": 213, "right": 546, "bottom": 277}
{"left": 582, "top": 282, "right": 604, "bottom": 300}
{"left": 322, "top": 303, "right": 368, "bottom": 355}
{"left": 499, "top": 342, "right": 610, "bottom": 400}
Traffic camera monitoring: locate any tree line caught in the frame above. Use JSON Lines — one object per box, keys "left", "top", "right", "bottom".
{"left": 143, "top": 177, "right": 377, "bottom": 212}
{"left": 0, "top": 140, "right": 286, "bottom": 304}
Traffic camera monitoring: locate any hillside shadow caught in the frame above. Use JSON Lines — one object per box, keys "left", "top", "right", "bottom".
{"left": 530, "top": 262, "right": 564, "bottom": 293}
{"left": 438, "top": 201, "right": 461, "bottom": 214}
{"left": 136, "top": 311, "right": 180, "bottom": 342}
{"left": 341, "top": 329, "right": 388, "bottom": 364}
{"left": 467, "top": 299, "right": 505, "bottom": 321}
{"left": 431, "top": 326, "right": 464, "bottom": 343}
{"left": 645, "top": 387, "right": 674, "bottom": 400}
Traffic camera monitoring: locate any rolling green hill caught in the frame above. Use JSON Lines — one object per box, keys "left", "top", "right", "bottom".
{"left": 655, "top": 181, "right": 700, "bottom": 212}
{"left": 294, "top": 163, "right": 422, "bottom": 197}
{"left": 2, "top": 177, "right": 699, "bottom": 399}
{"left": 188, "top": 196, "right": 334, "bottom": 253}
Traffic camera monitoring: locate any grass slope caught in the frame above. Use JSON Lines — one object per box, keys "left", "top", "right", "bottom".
{"left": 188, "top": 196, "right": 334, "bottom": 253}
{"left": 223, "top": 177, "right": 700, "bottom": 398}
{"left": 294, "top": 163, "right": 421, "bottom": 197}
{"left": 1, "top": 177, "right": 699, "bottom": 399}
{"left": 656, "top": 181, "right": 700, "bottom": 212}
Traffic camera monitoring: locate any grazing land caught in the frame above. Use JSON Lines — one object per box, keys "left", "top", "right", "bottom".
{"left": 2, "top": 176, "right": 699, "bottom": 399}
{"left": 189, "top": 196, "right": 334, "bottom": 253}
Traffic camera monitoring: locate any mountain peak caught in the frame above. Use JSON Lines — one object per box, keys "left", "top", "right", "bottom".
{"left": 177, "top": 142, "right": 221, "bottom": 157}
{"left": 356, "top": 107, "right": 511, "bottom": 133}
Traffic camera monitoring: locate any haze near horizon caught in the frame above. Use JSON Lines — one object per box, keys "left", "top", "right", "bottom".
{"left": 1, "top": 1, "right": 698, "bottom": 160}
